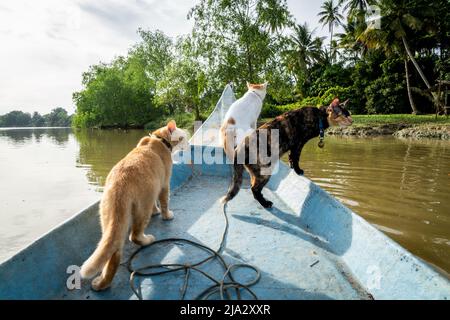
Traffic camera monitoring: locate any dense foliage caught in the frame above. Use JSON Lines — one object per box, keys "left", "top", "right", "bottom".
{"left": 73, "top": 0, "right": 450, "bottom": 128}
{"left": 0, "top": 108, "right": 72, "bottom": 127}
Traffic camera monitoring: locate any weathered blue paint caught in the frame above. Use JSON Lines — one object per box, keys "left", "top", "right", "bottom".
{"left": 0, "top": 145, "right": 449, "bottom": 300}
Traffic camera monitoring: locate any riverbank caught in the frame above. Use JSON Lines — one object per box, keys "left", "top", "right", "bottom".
{"left": 328, "top": 115, "right": 450, "bottom": 139}
{"left": 327, "top": 123, "right": 450, "bottom": 139}
{"left": 260, "top": 114, "right": 450, "bottom": 140}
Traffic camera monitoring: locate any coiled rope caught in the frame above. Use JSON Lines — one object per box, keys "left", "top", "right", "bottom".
{"left": 127, "top": 203, "right": 261, "bottom": 300}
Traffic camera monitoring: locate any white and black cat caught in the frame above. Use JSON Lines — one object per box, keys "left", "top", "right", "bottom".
{"left": 220, "top": 82, "right": 268, "bottom": 159}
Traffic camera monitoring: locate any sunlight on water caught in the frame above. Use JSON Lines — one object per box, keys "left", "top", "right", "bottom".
{"left": 0, "top": 129, "right": 449, "bottom": 275}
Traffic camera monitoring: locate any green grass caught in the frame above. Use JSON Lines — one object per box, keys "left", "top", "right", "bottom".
{"left": 260, "top": 114, "right": 450, "bottom": 127}
{"left": 350, "top": 114, "right": 450, "bottom": 126}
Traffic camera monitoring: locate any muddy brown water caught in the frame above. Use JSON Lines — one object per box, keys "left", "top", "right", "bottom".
{"left": 0, "top": 128, "right": 449, "bottom": 275}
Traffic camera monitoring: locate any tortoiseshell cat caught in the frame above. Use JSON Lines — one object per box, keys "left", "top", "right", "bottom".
{"left": 221, "top": 99, "right": 353, "bottom": 208}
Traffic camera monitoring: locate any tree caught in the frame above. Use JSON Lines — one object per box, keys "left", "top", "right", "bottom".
{"left": 132, "top": 29, "right": 174, "bottom": 94}
{"left": 155, "top": 37, "right": 207, "bottom": 120}
{"left": 364, "top": 58, "right": 410, "bottom": 114}
{"left": 339, "top": 0, "right": 373, "bottom": 20}
{"left": 318, "top": 0, "right": 344, "bottom": 63}
{"left": 188, "top": 0, "right": 292, "bottom": 94}
{"left": 69, "top": 0, "right": 449, "bottom": 123}
{"left": 72, "top": 30, "right": 174, "bottom": 128}
{"left": 0, "top": 111, "right": 32, "bottom": 127}
{"left": 73, "top": 59, "right": 154, "bottom": 128}
{"left": 336, "top": 14, "right": 369, "bottom": 64}
{"left": 44, "top": 108, "right": 71, "bottom": 127}
{"left": 283, "top": 23, "right": 325, "bottom": 96}
{"left": 358, "top": 0, "right": 437, "bottom": 114}
{"left": 31, "top": 112, "right": 46, "bottom": 127}
{"left": 0, "top": 110, "right": 72, "bottom": 127}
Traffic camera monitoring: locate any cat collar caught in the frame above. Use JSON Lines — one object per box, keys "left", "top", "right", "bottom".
{"left": 152, "top": 134, "right": 173, "bottom": 151}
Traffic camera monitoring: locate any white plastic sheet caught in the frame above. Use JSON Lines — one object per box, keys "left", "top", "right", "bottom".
{"left": 189, "top": 83, "right": 236, "bottom": 147}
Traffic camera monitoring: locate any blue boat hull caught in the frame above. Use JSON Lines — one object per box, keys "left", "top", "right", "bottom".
{"left": 0, "top": 146, "right": 449, "bottom": 300}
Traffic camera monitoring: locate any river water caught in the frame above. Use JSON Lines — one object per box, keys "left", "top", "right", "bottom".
{"left": 0, "top": 128, "right": 449, "bottom": 275}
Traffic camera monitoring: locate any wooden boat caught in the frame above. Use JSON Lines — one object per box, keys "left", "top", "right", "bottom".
{"left": 0, "top": 85, "right": 449, "bottom": 300}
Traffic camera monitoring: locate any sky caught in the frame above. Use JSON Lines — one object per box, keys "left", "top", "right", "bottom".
{"left": 0, "top": 0, "right": 334, "bottom": 115}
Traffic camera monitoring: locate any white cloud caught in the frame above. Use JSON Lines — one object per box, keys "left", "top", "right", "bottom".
{"left": 0, "top": 0, "right": 335, "bottom": 115}
{"left": 287, "top": 0, "right": 339, "bottom": 38}
{"left": 0, "top": 0, "right": 196, "bottom": 114}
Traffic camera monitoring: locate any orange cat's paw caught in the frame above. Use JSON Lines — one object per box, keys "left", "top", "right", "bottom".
{"left": 130, "top": 233, "right": 155, "bottom": 246}
{"left": 162, "top": 210, "right": 174, "bottom": 220}
{"left": 91, "top": 276, "right": 110, "bottom": 291}
{"left": 140, "top": 234, "right": 155, "bottom": 246}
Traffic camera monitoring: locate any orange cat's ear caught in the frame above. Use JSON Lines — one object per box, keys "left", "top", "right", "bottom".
{"left": 167, "top": 120, "right": 177, "bottom": 133}
{"left": 331, "top": 98, "right": 340, "bottom": 107}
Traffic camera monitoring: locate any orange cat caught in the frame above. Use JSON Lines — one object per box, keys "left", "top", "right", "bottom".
{"left": 79, "top": 120, "right": 188, "bottom": 291}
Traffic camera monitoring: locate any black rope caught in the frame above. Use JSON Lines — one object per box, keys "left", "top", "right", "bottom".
{"left": 127, "top": 203, "right": 261, "bottom": 300}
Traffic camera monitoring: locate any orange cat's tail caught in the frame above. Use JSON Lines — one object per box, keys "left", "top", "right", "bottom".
{"left": 79, "top": 201, "right": 128, "bottom": 279}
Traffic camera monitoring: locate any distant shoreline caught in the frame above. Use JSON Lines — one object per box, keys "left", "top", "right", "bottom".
{"left": 0, "top": 127, "right": 71, "bottom": 130}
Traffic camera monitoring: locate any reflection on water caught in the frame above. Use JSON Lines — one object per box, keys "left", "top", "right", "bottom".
{"left": 74, "top": 129, "right": 148, "bottom": 189}
{"left": 0, "top": 128, "right": 101, "bottom": 262}
{"left": 0, "top": 128, "right": 71, "bottom": 146}
{"left": 0, "top": 128, "right": 449, "bottom": 275}
{"left": 0, "top": 128, "right": 149, "bottom": 263}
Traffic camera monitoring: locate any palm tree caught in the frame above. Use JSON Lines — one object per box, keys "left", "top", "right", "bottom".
{"left": 358, "top": 0, "right": 436, "bottom": 114}
{"left": 285, "top": 23, "right": 323, "bottom": 77}
{"left": 284, "top": 23, "right": 325, "bottom": 93}
{"left": 339, "top": 0, "right": 372, "bottom": 17}
{"left": 336, "top": 18, "right": 367, "bottom": 63}
{"left": 318, "top": 0, "right": 344, "bottom": 62}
